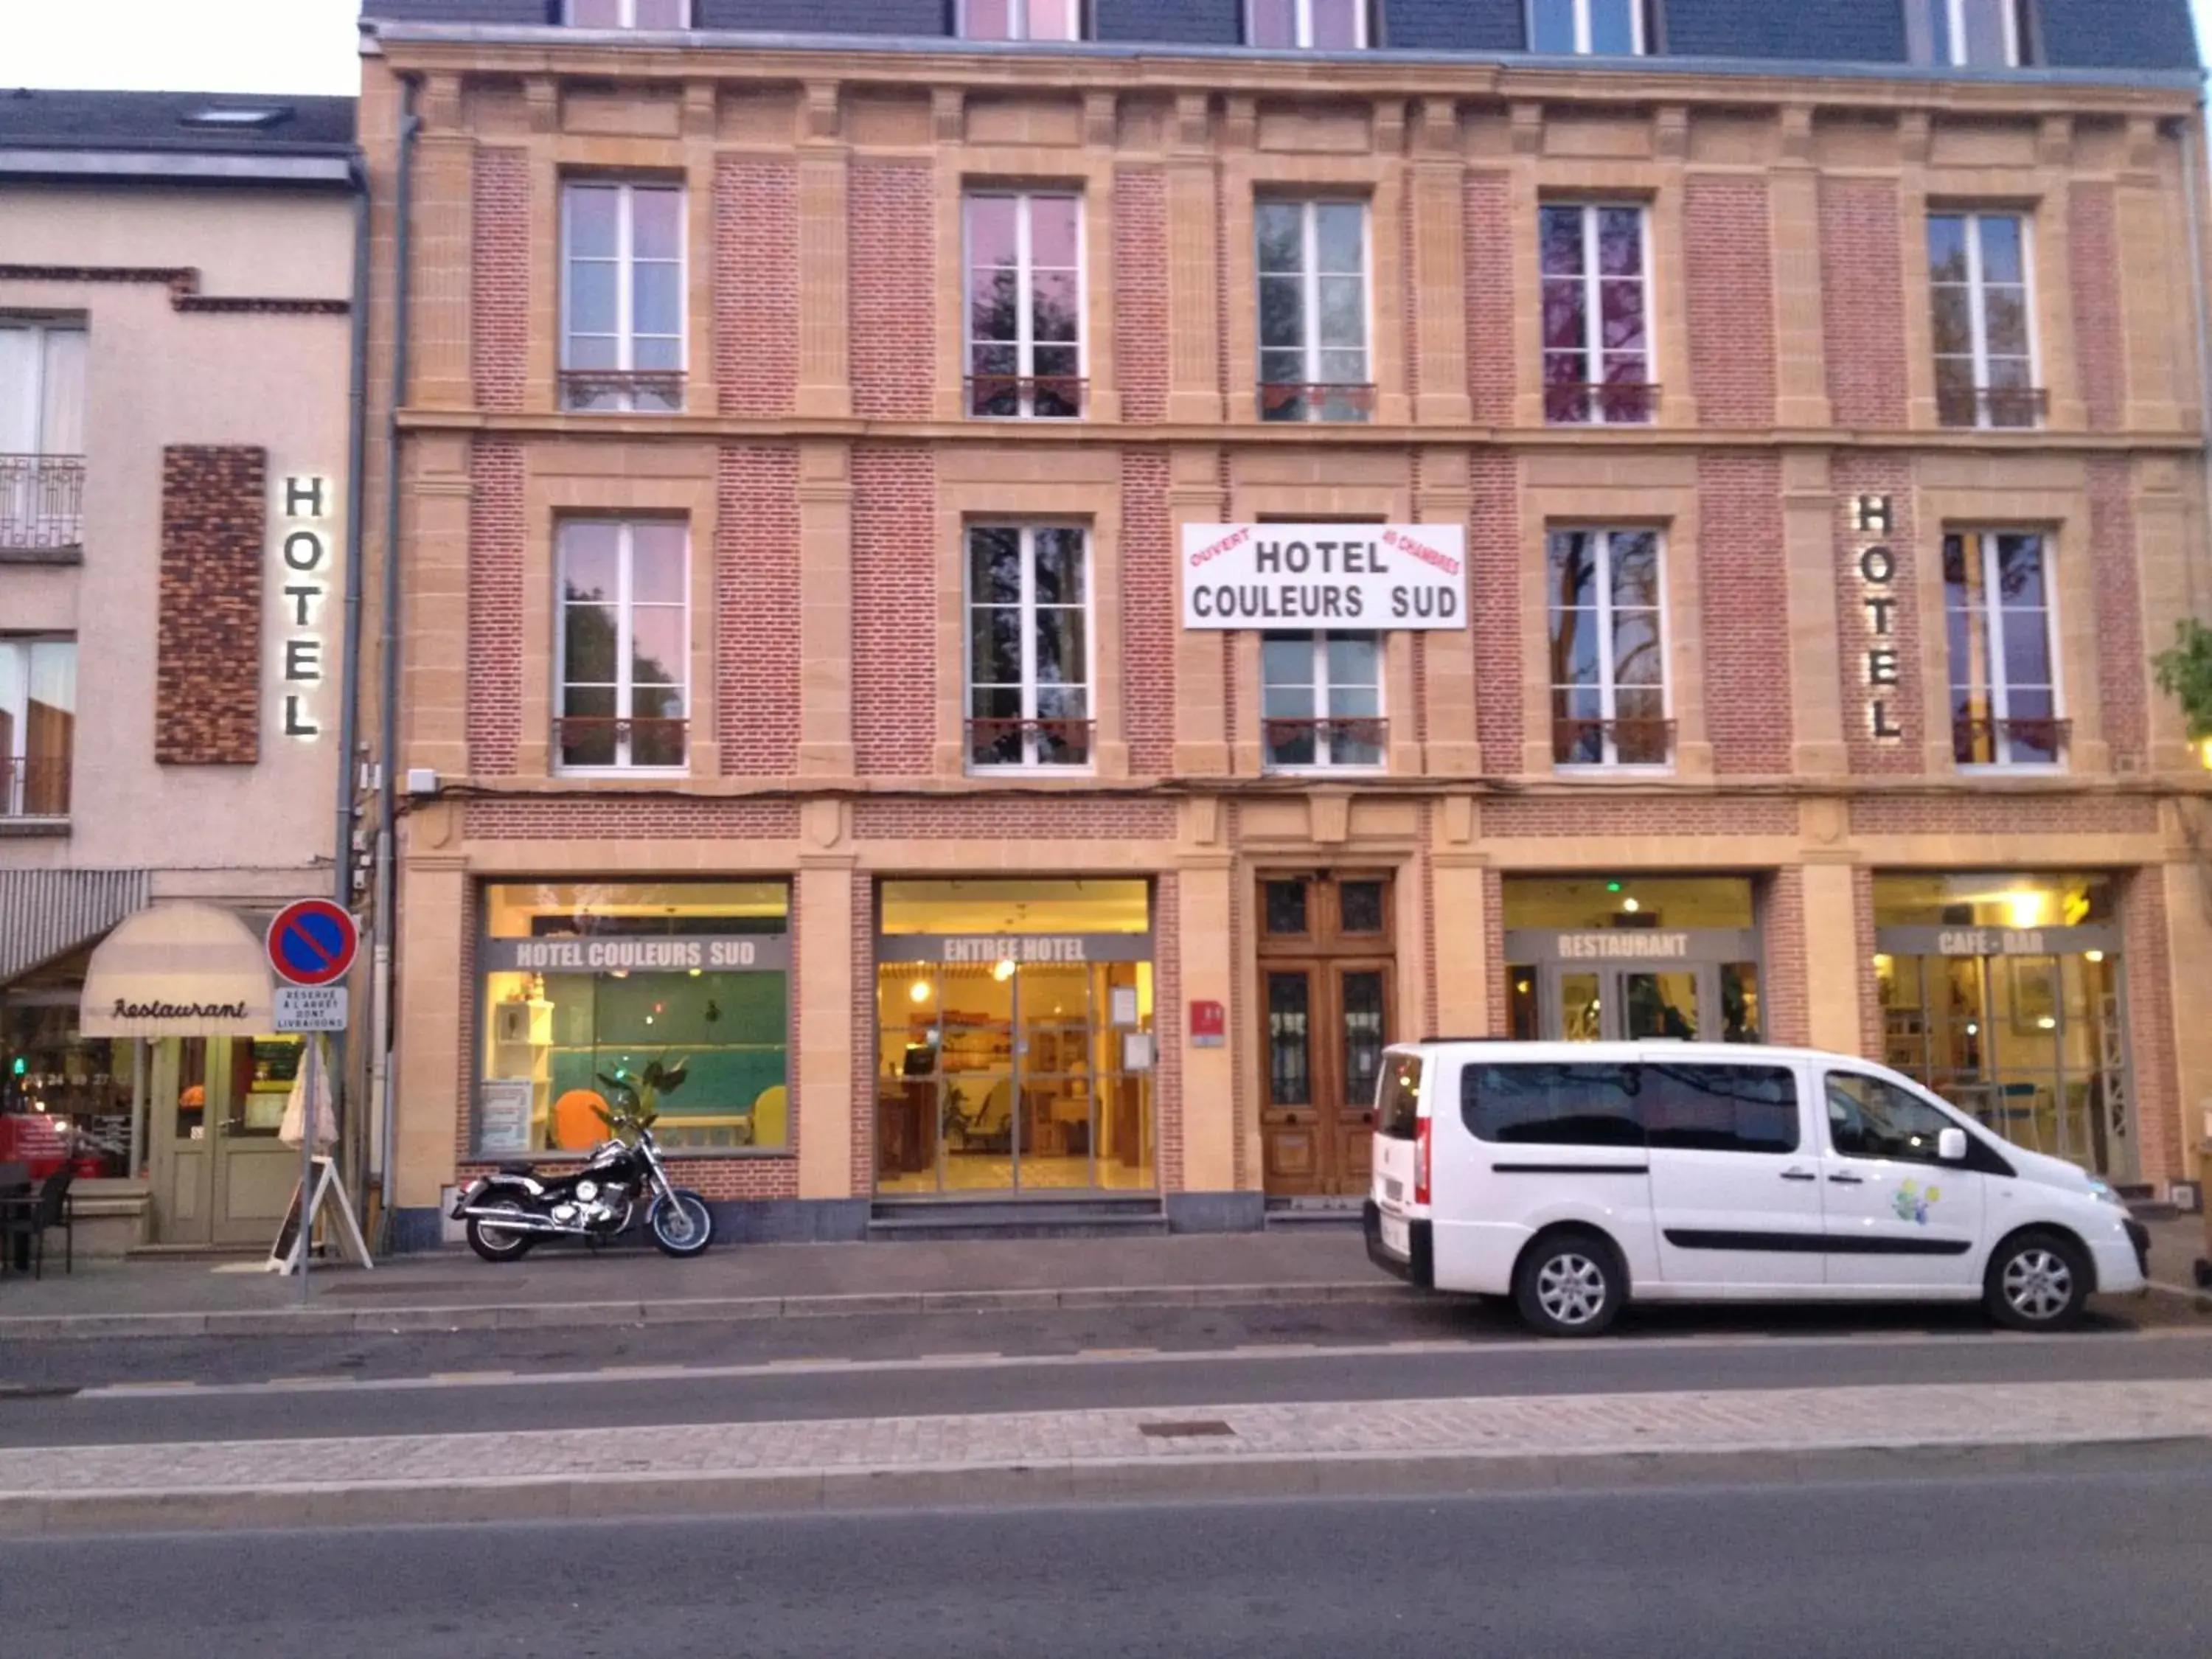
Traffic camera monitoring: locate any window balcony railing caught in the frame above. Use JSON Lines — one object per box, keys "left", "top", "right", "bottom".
{"left": 1258, "top": 382, "right": 1377, "bottom": 423}
{"left": 552, "top": 716, "right": 689, "bottom": 771}
{"left": 0, "top": 756, "right": 72, "bottom": 819}
{"left": 1262, "top": 717, "right": 1388, "bottom": 771}
{"left": 1543, "top": 383, "right": 1660, "bottom": 426}
{"left": 1936, "top": 385, "right": 2048, "bottom": 430}
{"left": 558, "top": 370, "right": 686, "bottom": 414}
{"left": 0, "top": 455, "right": 86, "bottom": 552}
{"left": 965, "top": 717, "right": 1093, "bottom": 770}
{"left": 1552, "top": 716, "right": 1676, "bottom": 768}
{"left": 965, "top": 375, "right": 1087, "bottom": 420}
{"left": 1953, "top": 714, "right": 2070, "bottom": 768}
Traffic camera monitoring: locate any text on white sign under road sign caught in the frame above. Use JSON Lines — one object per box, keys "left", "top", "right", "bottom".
{"left": 274, "top": 985, "right": 349, "bottom": 1032}
{"left": 1180, "top": 523, "right": 1469, "bottom": 630}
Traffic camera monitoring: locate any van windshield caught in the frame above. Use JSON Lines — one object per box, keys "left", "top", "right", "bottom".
{"left": 1376, "top": 1053, "right": 1422, "bottom": 1139}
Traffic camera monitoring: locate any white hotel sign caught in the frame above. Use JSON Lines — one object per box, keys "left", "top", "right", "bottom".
{"left": 1180, "top": 524, "right": 1469, "bottom": 630}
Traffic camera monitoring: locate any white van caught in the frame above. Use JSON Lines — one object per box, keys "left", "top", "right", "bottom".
{"left": 1366, "top": 1040, "right": 2149, "bottom": 1336}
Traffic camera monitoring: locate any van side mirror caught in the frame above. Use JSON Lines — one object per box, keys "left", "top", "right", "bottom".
{"left": 1937, "top": 1127, "right": 1968, "bottom": 1163}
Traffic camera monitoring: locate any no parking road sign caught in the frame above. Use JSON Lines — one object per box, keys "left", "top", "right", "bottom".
{"left": 267, "top": 898, "right": 359, "bottom": 988}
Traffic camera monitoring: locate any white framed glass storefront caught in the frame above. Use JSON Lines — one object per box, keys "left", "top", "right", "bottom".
{"left": 1503, "top": 875, "right": 1766, "bottom": 1044}
{"left": 874, "top": 879, "right": 1157, "bottom": 1197}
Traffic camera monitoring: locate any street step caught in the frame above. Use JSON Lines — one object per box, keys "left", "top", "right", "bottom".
{"left": 2117, "top": 1186, "right": 2180, "bottom": 1222}
{"left": 1264, "top": 1198, "right": 1364, "bottom": 1231}
{"left": 866, "top": 1197, "right": 1170, "bottom": 1242}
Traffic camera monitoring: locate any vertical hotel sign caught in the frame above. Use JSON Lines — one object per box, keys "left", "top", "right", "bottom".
{"left": 274, "top": 474, "right": 335, "bottom": 740}
{"left": 1851, "top": 495, "right": 1905, "bottom": 742}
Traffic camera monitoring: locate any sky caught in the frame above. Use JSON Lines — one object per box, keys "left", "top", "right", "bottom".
{"left": 1, "top": 0, "right": 2209, "bottom": 97}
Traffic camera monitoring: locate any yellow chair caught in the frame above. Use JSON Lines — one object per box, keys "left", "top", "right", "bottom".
{"left": 551, "top": 1089, "right": 609, "bottom": 1151}
{"left": 750, "top": 1085, "right": 788, "bottom": 1150}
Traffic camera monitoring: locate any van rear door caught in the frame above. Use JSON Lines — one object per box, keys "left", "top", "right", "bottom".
{"left": 1370, "top": 1050, "right": 1424, "bottom": 1260}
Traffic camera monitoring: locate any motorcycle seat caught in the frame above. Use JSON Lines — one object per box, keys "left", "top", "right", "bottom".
{"left": 495, "top": 1161, "right": 536, "bottom": 1177}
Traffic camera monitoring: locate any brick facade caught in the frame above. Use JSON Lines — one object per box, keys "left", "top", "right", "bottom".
{"left": 2067, "top": 181, "right": 2126, "bottom": 434}
{"left": 1119, "top": 448, "right": 1175, "bottom": 775}
{"left": 470, "top": 147, "right": 527, "bottom": 412}
{"left": 714, "top": 158, "right": 799, "bottom": 418}
{"left": 1684, "top": 178, "right": 1778, "bottom": 428}
{"left": 848, "top": 160, "right": 935, "bottom": 420}
{"left": 1696, "top": 452, "right": 1793, "bottom": 774}
{"left": 1463, "top": 173, "right": 1515, "bottom": 425}
{"left": 716, "top": 445, "right": 801, "bottom": 775}
{"left": 2088, "top": 457, "right": 2148, "bottom": 770}
{"left": 1760, "top": 867, "right": 1810, "bottom": 1047}
{"left": 464, "top": 437, "right": 525, "bottom": 777}
{"left": 1113, "top": 167, "right": 1169, "bottom": 423}
{"left": 849, "top": 445, "right": 936, "bottom": 776}
{"left": 155, "top": 445, "right": 265, "bottom": 766}
{"left": 2123, "top": 866, "right": 2182, "bottom": 1188}
{"left": 1468, "top": 451, "right": 1521, "bottom": 773}
{"left": 1818, "top": 176, "right": 1910, "bottom": 429}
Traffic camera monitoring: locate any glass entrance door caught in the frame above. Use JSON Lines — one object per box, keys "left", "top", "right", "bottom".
{"left": 1537, "top": 966, "right": 1703, "bottom": 1042}
{"left": 150, "top": 1035, "right": 306, "bottom": 1246}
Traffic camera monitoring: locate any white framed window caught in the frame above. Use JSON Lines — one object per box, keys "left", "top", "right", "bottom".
{"left": 966, "top": 524, "right": 1092, "bottom": 771}
{"left": 1907, "top": 1, "right": 2028, "bottom": 68}
{"left": 1928, "top": 212, "right": 2039, "bottom": 428}
{"left": 964, "top": 192, "right": 1085, "bottom": 419}
{"left": 0, "top": 321, "right": 86, "bottom": 552}
{"left": 556, "top": 520, "right": 689, "bottom": 773}
{"left": 1945, "top": 530, "right": 2063, "bottom": 768}
{"left": 959, "top": 0, "right": 1083, "bottom": 41}
{"left": 1540, "top": 203, "right": 1653, "bottom": 425}
{"left": 1262, "top": 633, "right": 1384, "bottom": 771}
{"left": 566, "top": 0, "right": 691, "bottom": 27}
{"left": 1548, "top": 528, "right": 1670, "bottom": 768}
{"left": 0, "top": 636, "right": 74, "bottom": 818}
{"left": 560, "top": 181, "right": 685, "bottom": 412}
{"left": 1255, "top": 199, "right": 1371, "bottom": 422}
{"left": 1248, "top": 0, "right": 1367, "bottom": 49}
{"left": 1530, "top": 0, "right": 1647, "bottom": 55}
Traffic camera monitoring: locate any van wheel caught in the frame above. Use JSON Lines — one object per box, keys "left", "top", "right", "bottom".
{"left": 1514, "top": 1231, "right": 1624, "bottom": 1338}
{"left": 1985, "top": 1230, "right": 2090, "bottom": 1332}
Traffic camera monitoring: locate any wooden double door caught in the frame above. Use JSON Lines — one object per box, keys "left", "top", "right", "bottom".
{"left": 1259, "top": 872, "right": 1395, "bottom": 1197}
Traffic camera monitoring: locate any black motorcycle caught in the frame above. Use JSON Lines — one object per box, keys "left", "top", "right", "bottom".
{"left": 450, "top": 1120, "right": 714, "bottom": 1262}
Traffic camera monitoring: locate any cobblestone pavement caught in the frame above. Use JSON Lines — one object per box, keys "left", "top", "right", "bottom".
{"left": 3, "top": 1379, "right": 2209, "bottom": 1501}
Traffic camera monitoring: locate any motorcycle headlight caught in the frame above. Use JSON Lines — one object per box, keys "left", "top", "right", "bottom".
{"left": 575, "top": 1179, "right": 599, "bottom": 1203}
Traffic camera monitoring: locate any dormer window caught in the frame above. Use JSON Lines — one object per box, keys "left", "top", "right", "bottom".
{"left": 1248, "top": 0, "right": 1366, "bottom": 49}
{"left": 1530, "top": 0, "right": 1648, "bottom": 56}
{"left": 566, "top": 0, "right": 689, "bottom": 27}
{"left": 179, "top": 105, "right": 293, "bottom": 131}
{"left": 1907, "top": 0, "right": 2032, "bottom": 67}
{"left": 959, "top": 0, "right": 1082, "bottom": 41}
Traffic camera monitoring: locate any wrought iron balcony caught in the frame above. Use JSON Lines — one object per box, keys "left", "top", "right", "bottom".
{"left": 1258, "top": 382, "right": 1377, "bottom": 423}
{"left": 552, "top": 715, "right": 689, "bottom": 771}
{"left": 1953, "top": 714, "right": 2070, "bottom": 768}
{"left": 1552, "top": 716, "right": 1677, "bottom": 768}
{"left": 558, "top": 370, "right": 686, "bottom": 413}
{"left": 965, "top": 374, "right": 1087, "bottom": 420}
{"left": 0, "top": 756, "right": 72, "bottom": 819}
{"left": 1543, "top": 382, "right": 1660, "bottom": 426}
{"left": 1936, "top": 385, "right": 2048, "bottom": 429}
{"left": 1262, "top": 717, "right": 1388, "bottom": 771}
{"left": 0, "top": 455, "right": 86, "bottom": 552}
{"left": 966, "top": 717, "right": 1093, "bottom": 770}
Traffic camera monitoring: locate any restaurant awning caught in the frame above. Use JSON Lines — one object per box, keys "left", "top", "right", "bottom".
{"left": 0, "top": 869, "right": 150, "bottom": 987}
{"left": 78, "top": 902, "right": 274, "bottom": 1037}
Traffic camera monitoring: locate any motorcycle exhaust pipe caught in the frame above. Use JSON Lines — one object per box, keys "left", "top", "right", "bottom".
{"left": 456, "top": 1204, "right": 592, "bottom": 1237}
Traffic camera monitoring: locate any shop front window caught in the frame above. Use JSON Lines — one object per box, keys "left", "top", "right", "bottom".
{"left": 875, "top": 879, "right": 1155, "bottom": 1197}
{"left": 1503, "top": 875, "right": 1761, "bottom": 1046}
{"left": 1874, "top": 872, "right": 2129, "bottom": 1179}
{"left": 478, "top": 882, "right": 790, "bottom": 1157}
{"left": 1, "top": 984, "right": 133, "bottom": 1178}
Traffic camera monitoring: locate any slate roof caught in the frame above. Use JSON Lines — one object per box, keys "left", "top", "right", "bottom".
{"left": 0, "top": 89, "right": 357, "bottom": 155}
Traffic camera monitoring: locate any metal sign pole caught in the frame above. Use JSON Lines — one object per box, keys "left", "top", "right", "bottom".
{"left": 299, "top": 1034, "right": 318, "bottom": 1303}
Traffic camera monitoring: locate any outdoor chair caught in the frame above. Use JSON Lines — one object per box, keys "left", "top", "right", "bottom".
{"left": 0, "top": 1165, "right": 74, "bottom": 1279}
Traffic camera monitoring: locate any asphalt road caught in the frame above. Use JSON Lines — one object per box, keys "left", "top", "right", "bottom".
{"left": 5, "top": 1466, "right": 2209, "bottom": 1657}
{"left": 2, "top": 1295, "right": 2209, "bottom": 1447}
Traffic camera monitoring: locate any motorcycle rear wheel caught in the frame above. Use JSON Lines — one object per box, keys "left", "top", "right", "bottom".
{"left": 466, "top": 1199, "right": 536, "bottom": 1262}
{"left": 650, "top": 1190, "right": 714, "bottom": 1258}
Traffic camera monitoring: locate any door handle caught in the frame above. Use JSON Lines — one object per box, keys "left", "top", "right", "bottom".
{"left": 1829, "top": 1172, "right": 1865, "bottom": 1185}
{"left": 1779, "top": 1168, "right": 1817, "bottom": 1182}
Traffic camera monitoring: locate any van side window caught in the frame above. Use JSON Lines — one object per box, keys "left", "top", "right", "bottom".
{"left": 1376, "top": 1053, "right": 1422, "bottom": 1139}
{"left": 1461, "top": 1063, "right": 1642, "bottom": 1147}
{"left": 1826, "top": 1072, "right": 1952, "bottom": 1166}
{"left": 1641, "top": 1064, "right": 1799, "bottom": 1155}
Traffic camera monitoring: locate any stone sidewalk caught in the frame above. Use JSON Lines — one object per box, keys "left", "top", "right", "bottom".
{"left": 4, "top": 1379, "right": 2210, "bottom": 1534}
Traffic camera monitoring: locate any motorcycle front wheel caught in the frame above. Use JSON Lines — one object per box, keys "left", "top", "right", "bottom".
{"left": 649, "top": 1190, "right": 714, "bottom": 1258}
{"left": 466, "top": 1198, "right": 536, "bottom": 1262}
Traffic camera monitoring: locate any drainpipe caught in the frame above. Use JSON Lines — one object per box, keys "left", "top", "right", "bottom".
{"left": 2180, "top": 102, "right": 2212, "bottom": 625}
{"left": 372, "top": 77, "right": 420, "bottom": 1251}
{"left": 333, "top": 152, "right": 372, "bottom": 1208}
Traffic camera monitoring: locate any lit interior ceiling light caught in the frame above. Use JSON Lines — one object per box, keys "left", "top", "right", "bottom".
{"left": 992, "top": 959, "right": 1017, "bottom": 982}
{"left": 2005, "top": 891, "right": 2051, "bottom": 930}
{"left": 909, "top": 980, "right": 932, "bottom": 1004}
{"left": 2085, "top": 950, "right": 2105, "bottom": 963}
{"left": 1622, "top": 897, "right": 1641, "bottom": 914}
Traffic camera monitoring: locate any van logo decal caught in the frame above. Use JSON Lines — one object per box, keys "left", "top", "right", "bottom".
{"left": 1893, "top": 1181, "right": 1941, "bottom": 1225}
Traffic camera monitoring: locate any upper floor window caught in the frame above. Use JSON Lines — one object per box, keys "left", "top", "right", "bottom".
{"left": 1906, "top": 0, "right": 2031, "bottom": 68}
{"left": 1548, "top": 528, "right": 1669, "bottom": 768}
{"left": 1248, "top": 0, "right": 1366, "bottom": 49}
{"left": 1262, "top": 632, "right": 1384, "bottom": 771}
{"left": 1541, "top": 204, "right": 1654, "bottom": 425}
{"left": 566, "top": 0, "right": 690, "bottom": 25}
{"left": 959, "top": 0, "right": 1082, "bottom": 41}
{"left": 967, "top": 525, "right": 1092, "bottom": 771}
{"left": 561, "top": 181, "right": 684, "bottom": 413}
{"left": 0, "top": 636, "right": 74, "bottom": 819}
{"left": 965, "top": 192, "right": 1084, "bottom": 419}
{"left": 0, "top": 321, "right": 86, "bottom": 553}
{"left": 556, "top": 521, "right": 689, "bottom": 773}
{"left": 1928, "top": 212, "right": 2040, "bottom": 429}
{"left": 1531, "top": 0, "right": 1647, "bottom": 55}
{"left": 1256, "top": 199, "right": 1371, "bottom": 422}
{"left": 1946, "top": 530, "right": 2062, "bottom": 768}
